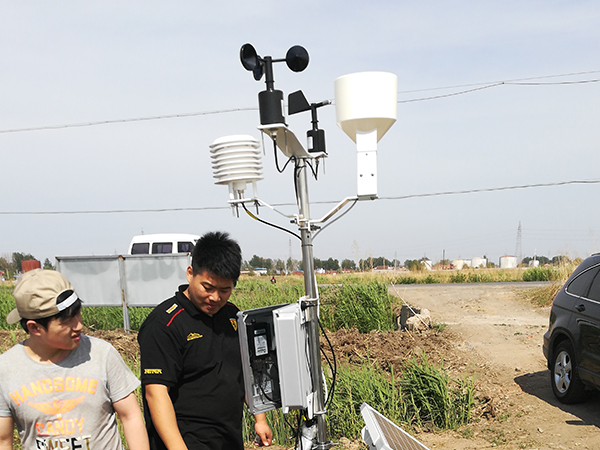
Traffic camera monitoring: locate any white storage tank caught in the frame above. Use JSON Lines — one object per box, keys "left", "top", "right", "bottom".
{"left": 471, "top": 257, "right": 487, "bottom": 268}
{"left": 529, "top": 259, "right": 540, "bottom": 268}
{"left": 499, "top": 255, "right": 518, "bottom": 269}
{"left": 452, "top": 259, "right": 465, "bottom": 270}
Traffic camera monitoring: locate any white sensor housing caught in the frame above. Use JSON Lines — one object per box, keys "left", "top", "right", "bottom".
{"left": 334, "top": 72, "right": 397, "bottom": 198}
{"left": 210, "top": 135, "right": 263, "bottom": 203}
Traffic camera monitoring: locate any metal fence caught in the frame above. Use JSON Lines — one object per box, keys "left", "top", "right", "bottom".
{"left": 56, "top": 253, "right": 191, "bottom": 330}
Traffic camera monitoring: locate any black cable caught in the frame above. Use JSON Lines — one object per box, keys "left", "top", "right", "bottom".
{"left": 312, "top": 199, "right": 358, "bottom": 240}
{"left": 2, "top": 70, "right": 598, "bottom": 135}
{"left": 241, "top": 203, "right": 301, "bottom": 241}
{"left": 2, "top": 178, "right": 598, "bottom": 215}
{"left": 305, "top": 159, "right": 319, "bottom": 180}
{"left": 318, "top": 318, "right": 337, "bottom": 409}
{"left": 273, "top": 137, "right": 295, "bottom": 173}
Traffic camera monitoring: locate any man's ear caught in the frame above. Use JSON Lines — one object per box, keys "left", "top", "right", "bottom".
{"left": 26, "top": 320, "right": 43, "bottom": 336}
{"left": 186, "top": 266, "right": 194, "bottom": 283}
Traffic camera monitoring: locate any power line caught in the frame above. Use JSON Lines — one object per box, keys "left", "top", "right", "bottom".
{"left": 0, "top": 107, "right": 258, "bottom": 135}
{"left": 2, "top": 178, "right": 598, "bottom": 216}
{"left": 0, "top": 70, "right": 598, "bottom": 135}
{"left": 396, "top": 69, "right": 600, "bottom": 94}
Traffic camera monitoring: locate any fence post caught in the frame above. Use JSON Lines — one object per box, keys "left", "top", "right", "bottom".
{"left": 118, "top": 255, "right": 131, "bottom": 332}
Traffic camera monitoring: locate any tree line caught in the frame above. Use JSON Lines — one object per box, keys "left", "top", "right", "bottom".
{"left": 0, "top": 251, "right": 580, "bottom": 280}
{"left": 0, "top": 252, "right": 55, "bottom": 279}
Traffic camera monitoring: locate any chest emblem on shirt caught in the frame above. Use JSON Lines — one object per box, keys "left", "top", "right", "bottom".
{"left": 28, "top": 396, "right": 85, "bottom": 419}
{"left": 187, "top": 332, "right": 203, "bottom": 341}
{"left": 230, "top": 319, "right": 238, "bottom": 331}
{"left": 166, "top": 303, "right": 178, "bottom": 314}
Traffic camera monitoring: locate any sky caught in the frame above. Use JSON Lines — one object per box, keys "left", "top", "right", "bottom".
{"left": 1, "top": 1, "right": 600, "bottom": 267}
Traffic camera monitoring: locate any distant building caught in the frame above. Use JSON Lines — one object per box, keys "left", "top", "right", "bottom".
{"left": 253, "top": 267, "right": 268, "bottom": 275}
{"left": 452, "top": 259, "right": 466, "bottom": 270}
{"left": 471, "top": 257, "right": 487, "bottom": 268}
{"left": 499, "top": 255, "right": 518, "bottom": 269}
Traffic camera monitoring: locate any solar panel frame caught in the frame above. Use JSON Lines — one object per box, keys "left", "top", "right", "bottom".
{"left": 360, "top": 402, "right": 431, "bottom": 450}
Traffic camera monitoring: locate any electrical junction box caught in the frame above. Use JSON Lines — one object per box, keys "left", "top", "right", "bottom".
{"left": 272, "top": 303, "right": 312, "bottom": 414}
{"left": 237, "top": 302, "right": 312, "bottom": 415}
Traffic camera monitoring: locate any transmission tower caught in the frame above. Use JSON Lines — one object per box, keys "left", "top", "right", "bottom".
{"left": 515, "top": 221, "right": 522, "bottom": 266}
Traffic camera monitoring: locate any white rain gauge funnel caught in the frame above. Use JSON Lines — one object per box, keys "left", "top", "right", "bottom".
{"left": 210, "top": 135, "right": 263, "bottom": 208}
{"left": 334, "top": 72, "right": 397, "bottom": 198}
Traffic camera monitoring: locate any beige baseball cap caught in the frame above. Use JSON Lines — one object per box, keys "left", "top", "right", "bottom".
{"left": 7, "top": 269, "right": 80, "bottom": 324}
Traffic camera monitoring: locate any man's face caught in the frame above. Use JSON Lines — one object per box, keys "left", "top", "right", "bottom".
{"left": 185, "top": 268, "right": 234, "bottom": 316}
{"left": 37, "top": 312, "right": 83, "bottom": 351}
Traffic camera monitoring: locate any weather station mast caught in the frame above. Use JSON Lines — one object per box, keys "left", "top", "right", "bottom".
{"left": 210, "top": 43, "right": 397, "bottom": 450}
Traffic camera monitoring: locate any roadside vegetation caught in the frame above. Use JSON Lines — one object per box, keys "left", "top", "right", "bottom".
{"left": 0, "top": 262, "right": 580, "bottom": 448}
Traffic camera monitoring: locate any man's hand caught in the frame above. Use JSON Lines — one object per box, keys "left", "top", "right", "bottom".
{"left": 253, "top": 413, "right": 273, "bottom": 447}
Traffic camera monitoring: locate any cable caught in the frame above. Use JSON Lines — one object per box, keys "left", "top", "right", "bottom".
{"left": 1, "top": 70, "right": 598, "bottom": 135}
{"left": 378, "top": 179, "right": 600, "bottom": 201}
{"left": 242, "top": 203, "right": 301, "bottom": 240}
{"left": 396, "top": 69, "right": 600, "bottom": 94}
{"left": 273, "top": 137, "right": 295, "bottom": 173}
{"left": 1, "top": 178, "right": 598, "bottom": 216}
{"left": 318, "top": 318, "right": 337, "bottom": 409}
{"left": 398, "top": 82, "right": 503, "bottom": 103}
{"left": 312, "top": 199, "right": 358, "bottom": 239}
{"left": 0, "top": 107, "right": 259, "bottom": 135}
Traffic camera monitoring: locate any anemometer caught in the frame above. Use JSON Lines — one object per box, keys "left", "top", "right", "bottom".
{"left": 211, "top": 43, "right": 397, "bottom": 450}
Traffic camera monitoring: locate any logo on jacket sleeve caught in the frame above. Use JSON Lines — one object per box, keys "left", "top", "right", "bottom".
{"left": 230, "top": 319, "right": 238, "bottom": 331}
{"left": 187, "top": 333, "right": 202, "bottom": 341}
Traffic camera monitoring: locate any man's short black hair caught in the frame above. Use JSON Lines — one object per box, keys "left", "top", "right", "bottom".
{"left": 20, "top": 289, "right": 83, "bottom": 332}
{"left": 191, "top": 231, "right": 242, "bottom": 285}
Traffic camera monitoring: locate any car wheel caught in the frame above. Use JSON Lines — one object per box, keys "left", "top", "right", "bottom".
{"left": 551, "top": 340, "right": 587, "bottom": 404}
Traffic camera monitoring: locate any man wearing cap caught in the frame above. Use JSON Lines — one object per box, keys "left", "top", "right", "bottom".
{"left": 0, "top": 269, "right": 149, "bottom": 450}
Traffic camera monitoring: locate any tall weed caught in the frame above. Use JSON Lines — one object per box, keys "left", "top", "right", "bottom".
{"left": 325, "top": 356, "right": 475, "bottom": 440}
{"left": 320, "top": 282, "right": 395, "bottom": 333}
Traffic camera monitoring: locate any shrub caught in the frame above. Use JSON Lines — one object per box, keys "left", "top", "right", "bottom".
{"left": 522, "top": 267, "right": 559, "bottom": 282}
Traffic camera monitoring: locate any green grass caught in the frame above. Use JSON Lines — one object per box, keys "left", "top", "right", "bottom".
{"left": 326, "top": 355, "right": 475, "bottom": 440}
{"left": 319, "top": 282, "right": 396, "bottom": 333}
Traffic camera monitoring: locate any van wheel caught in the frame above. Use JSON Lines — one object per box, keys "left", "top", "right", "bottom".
{"left": 551, "top": 340, "right": 587, "bottom": 404}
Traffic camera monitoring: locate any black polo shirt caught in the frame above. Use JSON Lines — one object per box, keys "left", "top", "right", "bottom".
{"left": 138, "top": 285, "right": 245, "bottom": 450}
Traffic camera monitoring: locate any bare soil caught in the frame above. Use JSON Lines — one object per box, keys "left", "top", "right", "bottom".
{"left": 2, "top": 282, "right": 599, "bottom": 449}
{"left": 389, "top": 282, "right": 600, "bottom": 450}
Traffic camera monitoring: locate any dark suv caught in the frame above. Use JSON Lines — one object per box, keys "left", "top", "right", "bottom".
{"left": 543, "top": 254, "right": 600, "bottom": 403}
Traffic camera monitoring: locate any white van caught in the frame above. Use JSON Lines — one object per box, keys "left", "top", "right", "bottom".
{"left": 128, "top": 233, "right": 200, "bottom": 255}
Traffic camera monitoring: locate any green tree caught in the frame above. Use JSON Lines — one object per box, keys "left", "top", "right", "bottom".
{"left": 43, "top": 258, "right": 55, "bottom": 270}
{"left": 12, "top": 252, "right": 36, "bottom": 273}
{"left": 286, "top": 257, "right": 298, "bottom": 272}
{"left": 274, "top": 259, "right": 285, "bottom": 273}
{"left": 248, "top": 255, "right": 265, "bottom": 268}
{"left": 341, "top": 259, "right": 356, "bottom": 270}
{"left": 404, "top": 259, "right": 424, "bottom": 272}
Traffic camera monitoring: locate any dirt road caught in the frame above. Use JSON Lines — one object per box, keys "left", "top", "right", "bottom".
{"left": 391, "top": 282, "right": 600, "bottom": 450}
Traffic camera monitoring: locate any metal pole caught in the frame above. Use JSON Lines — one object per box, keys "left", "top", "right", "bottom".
{"left": 295, "top": 158, "right": 331, "bottom": 449}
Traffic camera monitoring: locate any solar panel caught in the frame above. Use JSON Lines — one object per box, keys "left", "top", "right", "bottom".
{"left": 360, "top": 403, "right": 430, "bottom": 450}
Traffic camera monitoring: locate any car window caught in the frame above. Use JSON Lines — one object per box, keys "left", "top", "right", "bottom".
{"left": 152, "top": 242, "right": 173, "bottom": 254}
{"left": 178, "top": 241, "right": 194, "bottom": 253}
{"left": 586, "top": 269, "right": 600, "bottom": 302}
{"left": 131, "top": 243, "right": 150, "bottom": 254}
{"left": 567, "top": 265, "right": 600, "bottom": 298}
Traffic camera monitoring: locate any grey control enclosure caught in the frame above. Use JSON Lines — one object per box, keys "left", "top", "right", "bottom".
{"left": 237, "top": 302, "right": 312, "bottom": 415}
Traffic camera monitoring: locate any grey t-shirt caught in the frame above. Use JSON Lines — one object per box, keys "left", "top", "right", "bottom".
{"left": 0, "top": 334, "right": 140, "bottom": 450}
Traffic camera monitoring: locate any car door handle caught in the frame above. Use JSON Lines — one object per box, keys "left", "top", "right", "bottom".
{"left": 576, "top": 304, "right": 586, "bottom": 312}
